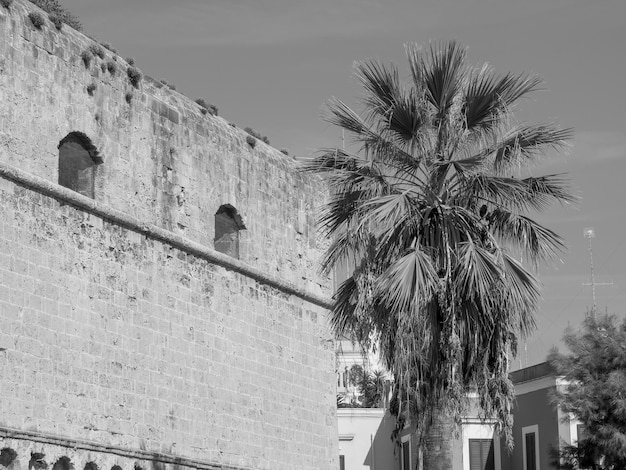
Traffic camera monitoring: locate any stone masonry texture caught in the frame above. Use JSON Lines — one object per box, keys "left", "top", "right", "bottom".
{"left": 0, "top": 2, "right": 338, "bottom": 470}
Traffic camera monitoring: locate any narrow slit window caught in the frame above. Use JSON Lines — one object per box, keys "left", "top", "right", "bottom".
{"left": 214, "top": 204, "right": 245, "bottom": 258}
{"left": 58, "top": 132, "right": 102, "bottom": 198}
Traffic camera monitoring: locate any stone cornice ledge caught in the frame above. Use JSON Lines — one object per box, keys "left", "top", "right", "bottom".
{"left": 0, "top": 161, "right": 332, "bottom": 310}
{"left": 0, "top": 426, "right": 249, "bottom": 470}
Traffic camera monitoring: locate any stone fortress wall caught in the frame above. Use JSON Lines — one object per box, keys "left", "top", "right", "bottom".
{"left": 0, "top": 1, "right": 338, "bottom": 469}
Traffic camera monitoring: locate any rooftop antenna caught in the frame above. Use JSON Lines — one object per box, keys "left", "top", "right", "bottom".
{"left": 582, "top": 227, "right": 612, "bottom": 318}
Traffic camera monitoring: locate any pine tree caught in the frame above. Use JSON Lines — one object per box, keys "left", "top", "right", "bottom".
{"left": 548, "top": 315, "right": 626, "bottom": 469}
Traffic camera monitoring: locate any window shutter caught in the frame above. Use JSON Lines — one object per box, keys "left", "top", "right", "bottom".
{"left": 469, "top": 439, "right": 495, "bottom": 470}
{"left": 525, "top": 432, "right": 536, "bottom": 470}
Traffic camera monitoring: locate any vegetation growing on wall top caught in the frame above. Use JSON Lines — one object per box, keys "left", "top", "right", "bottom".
{"left": 244, "top": 127, "right": 270, "bottom": 145}
{"left": 49, "top": 13, "right": 63, "bottom": 30}
{"left": 101, "top": 42, "right": 117, "bottom": 54}
{"left": 106, "top": 60, "right": 117, "bottom": 76}
{"left": 127, "top": 66, "right": 142, "bottom": 88}
{"left": 28, "top": 11, "right": 45, "bottom": 28}
{"left": 159, "top": 79, "right": 176, "bottom": 91}
{"left": 88, "top": 44, "right": 105, "bottom": 60}
{"left": 195, "top": 98, "right": 218, "bottom": 116}
{"left": 80, "top": 50, "right": 93, "bottom": 68}
{"left": 30, "top": 0, "right": 82, "bottom": 31}
{"left": 11, "top": 0, "right": 283, "bottom": 153}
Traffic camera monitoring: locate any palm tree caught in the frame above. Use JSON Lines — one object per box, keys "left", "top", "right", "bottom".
{"left": 303, "top": 41, "right": 574, "bottom": 469}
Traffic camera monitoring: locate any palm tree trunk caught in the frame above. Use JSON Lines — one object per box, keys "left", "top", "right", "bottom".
{"left": 419, "top": 410, "right": 454, "bottom": 470}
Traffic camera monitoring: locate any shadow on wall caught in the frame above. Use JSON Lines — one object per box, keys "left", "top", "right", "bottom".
{"left": 214, "top": 204, "right": 245, "bottom": 258}
{"left": 58, "top": 131, "right": 103, "bottom": 199}
{"left": 1, "top": 448, "right": 18, "bottom": 470}
{"left": 363, "top": 412, "right": 398, "bottom": 470}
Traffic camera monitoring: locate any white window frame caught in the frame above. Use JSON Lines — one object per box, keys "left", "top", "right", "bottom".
{"left": 522, "top": 424, "right": 540, "bottom": 470}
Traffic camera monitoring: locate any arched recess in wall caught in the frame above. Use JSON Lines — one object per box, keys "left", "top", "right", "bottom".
{"left": 0, "top": 448, "right": 18, "bottom": 470}
{"left": 214, "top": 204, "right": 246, "bottom": 259}
{"left": 58, "top": 131, "right": 103, "bottom": 198}
{"left": 51, "top": 457, "right": 73, "bottom": 470}
{"left": 28, "top": 453, "right": 48, "bottom": 470}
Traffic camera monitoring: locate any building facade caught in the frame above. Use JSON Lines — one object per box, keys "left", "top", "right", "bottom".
{"left": 336, "top": 360, "right": 579, "bottom": 470}
{"left": 502, "top": 362, "right": 580, "bottom": 470}
{"left": 0, "top": 2, "right": 338, "bottom": 469}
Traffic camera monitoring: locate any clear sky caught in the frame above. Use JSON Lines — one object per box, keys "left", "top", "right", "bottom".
{"left": 61, "top": 0, "right": 626, "bottom": 368}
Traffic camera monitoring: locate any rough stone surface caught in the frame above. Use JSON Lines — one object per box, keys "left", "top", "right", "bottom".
{"left": 0, "top": 2, "right": 337, "bottom": 470}
{"left": 0, "top": 0, "right": 325, "bottom": 294}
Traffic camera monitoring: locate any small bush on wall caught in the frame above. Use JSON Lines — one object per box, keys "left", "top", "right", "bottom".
{"left": 246, "top": 135, "right": 256, "bottom": 148}
{"left": 106, "top": 60, "right": 117, "bottom": 76}
{"left": 81, "top": 50, "right": 93, "bottom": 68}
{"left": 244, "top": 127, "right": 270, "bottom": 145}
{"left": 195, "top": 98, "right": 218, "bottom": 116}
{"left": 28, "top": 12, "right": 45, "bottom": 29}
{"left": 49, "top": 14, "right": 63, "bottom": 30}
{"left": 102, "top": 42, "right": 117, "bottom": 54}
{"left": 88, "top": 44, "right": 105, "bottom": 59}
{"left": 31, "top": 0, "right": 82, "bottom": 31}
{"left": 86, "top": 83, "right": 96, "bottom": 96}
{"left": 127, "top": 67, "right": 142, "bottom": 88}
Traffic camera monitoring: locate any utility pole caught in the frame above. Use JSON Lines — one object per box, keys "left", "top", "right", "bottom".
{"left": 582, "top": 227, "right": 612, "bottom": 318}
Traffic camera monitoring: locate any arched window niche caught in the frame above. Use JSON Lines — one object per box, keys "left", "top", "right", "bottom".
{"left": 214, "top": 204, "right": 245, "bottom": 258}
{"left": 58, "top": 132, "right": 103, "bottom": 198}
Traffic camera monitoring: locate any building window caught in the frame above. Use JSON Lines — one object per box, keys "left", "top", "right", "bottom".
{"left": 214, "top": 204, "right": 245, "bottom": 258}
{"left": 469, "top": 439, "right": 495, "bottom": 470}
{"left": 522, "top": 425, "right": 540, "bottom": 470}
{"left": 401, "top": 437, "right": 411, "bottom": 470}
{"left": 339, "top": 455, "right": 345, "bottom": 470}
{"left": 58, "top": 132, "right": 102, "bottom": 198}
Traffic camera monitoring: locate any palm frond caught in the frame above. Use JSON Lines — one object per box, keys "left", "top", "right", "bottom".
{"left": 300, "top": 148, "right": 366, "bottom": 173}
{"left": 422, "top": 41, "right": 467, "bottom": 120}
{"left": 488, "top": 209, "right": 567, "bottom": 263}
{"left": 355, "top": 60, "right": 402, "bottom": 120}
{"left": 319, "top": 221, "right": 372, "bottom": 273}
{"left": 501, "top": 253, "right": 540, "bottom": 335}
{"left": 361, "top": 192, "right": 415, "bottom": 232}
{"left": 376, "top": 248, "right": 438, "bottom": 313}
{"left": 330, "top": 276, "right": 361, "bottom": 337}
{"left": 324, "top": 97, "right": 374, "bottom": 137}
{"left": 467, "top": 173, "right": 576, "bottom": 212}
{"left": 323, "top": 101, "right": 427, "bottom": 175}
{"left": 453, "top": 240, "right": 503, "bottom": 313}
{"left": 388, "top": 92, "right": 425, "bottom": 143}
{"left": 463, "top": 66, "right": 543, "bottom": 133}
{"left": 491, "top": 124, "right": 573, "bottom": 172}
